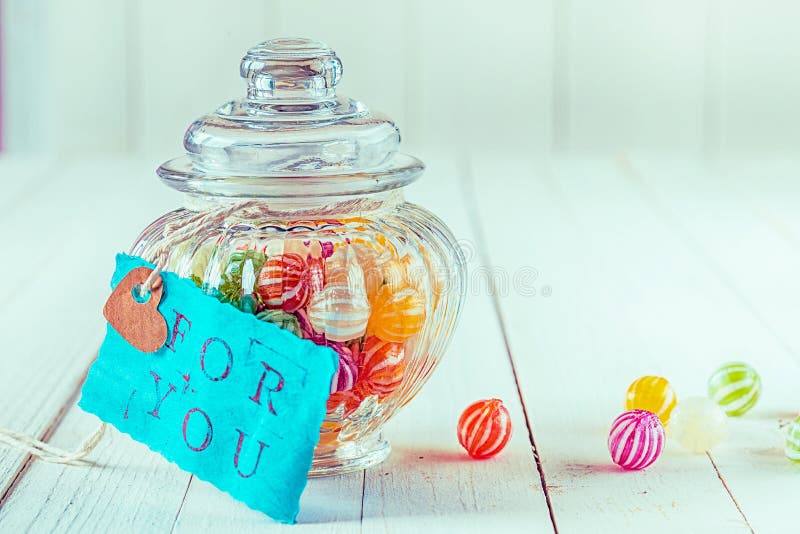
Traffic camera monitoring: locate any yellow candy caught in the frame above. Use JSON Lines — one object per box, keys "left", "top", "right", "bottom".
{"left": 624, "top": 375, "right": 677, "bottom": 424}
{"left": 367, "top": 285, "right": 426, "bottom": 342}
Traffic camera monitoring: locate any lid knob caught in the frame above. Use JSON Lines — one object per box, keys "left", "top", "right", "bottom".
{"left": 240, "top": 37, "right": 342, "bottom": 102}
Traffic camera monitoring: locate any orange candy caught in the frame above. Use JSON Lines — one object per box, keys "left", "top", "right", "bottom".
{"left": 367, "top": 285, "right": 426, "bottom": 342}
{"left": 327, "top": 387, "right": 365, "bottom": 417}
{"left": 359, "top": 336, "right": 406, "bottom": 398}
{"left": 317, "top": 420, "right": 344, "bottom": 448}
{"left": 457, "top": 399, "right": 513, "bottom": 459}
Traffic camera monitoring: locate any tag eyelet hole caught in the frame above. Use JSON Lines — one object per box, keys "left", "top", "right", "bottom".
{"left": 132, "top": 284, "right": 152, "bottom": 304}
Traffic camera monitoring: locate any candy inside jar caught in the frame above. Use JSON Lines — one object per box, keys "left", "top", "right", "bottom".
{"left": 131, "top": 38, "right": 466, "bottom": 475}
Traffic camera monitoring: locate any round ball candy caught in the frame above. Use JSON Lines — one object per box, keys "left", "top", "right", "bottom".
{"left": 256, "top": 253, "right": 310, "bottom": 313}
{"left": 307, "top": 283, "right": 371, "bottom": 342}
{"left": 358, "top": 336, "right": 406, "bottom": 398}
{"left": 608, "top": 410, "right": 665, "bottom": 470}
{"left": 367, "top": 285, "right": 426, "bottom": 343}
{"left": 784, "top": 416, "right": 800, "bottom": 462}
{"left": 457, "top": 399, "right": 512, "bottom": 459}
{"left": 708, "top": 362, "right": 761, "bottom": 416}
{"left": 624, "top": 375, "right": 677, "bottom": 424}
{"left": 668, "top": 396, "right": 729, "bottom": 453}
{"left": 294, "top": 309, "right": 327, "bottom": 345}
{"left": 329, "top": 342, "right": 359, "bottom": 393}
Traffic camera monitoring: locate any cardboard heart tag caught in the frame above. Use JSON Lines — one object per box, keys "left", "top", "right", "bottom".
{"left": 103, "top": 266, "right": 167, "bottom": 353}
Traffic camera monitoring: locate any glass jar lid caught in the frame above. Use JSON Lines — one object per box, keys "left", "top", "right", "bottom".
{"left": 157, "top": 38, "right": 424, "bottom": 198}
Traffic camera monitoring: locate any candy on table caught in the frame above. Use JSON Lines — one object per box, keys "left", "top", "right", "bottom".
{"left": 457, "top": 398, "right": 513, "bottom": 459}
{"left": 359, "top": 336, "right": 406, "bottom": 398}
{"left": 784, "top": 415, "right": 800, "bottom": 462}
{"left": 668, "top": 396, "right": 729, "bottom": 453}
{"left": 307, "top": 283, "right": 371, "bottom": 342}
{"left": 255, "top": 309, "right": 303, "bottom": 337}
{"left": 624, "top": 375, "right": 677, "bottom": 424}
{"left": 608, "top": 410, "right": 665, "bottom": 470}
{"left": 367, "top": 285, "right": 426, "bottom": 343}
{"left": 329, "top": 341, "right": 359, "bottom": 393}
{"left": 708, "top": 362, "right": 761, "bottom": 416}
{"left": 256, "top": 253, "right": 310, "bottom": 313}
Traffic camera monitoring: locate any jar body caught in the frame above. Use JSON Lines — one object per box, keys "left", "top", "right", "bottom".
{"left": 131, "top": 191, "right": 466, "bottom": 475}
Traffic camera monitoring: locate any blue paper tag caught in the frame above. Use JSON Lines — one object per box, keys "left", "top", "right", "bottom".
{"left": 80, "top": 254, "right": 337, "bottom": 523}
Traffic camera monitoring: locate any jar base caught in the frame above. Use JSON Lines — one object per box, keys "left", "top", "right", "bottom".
{"left": 309, "top": 433, "right": 391, "bottom": 477}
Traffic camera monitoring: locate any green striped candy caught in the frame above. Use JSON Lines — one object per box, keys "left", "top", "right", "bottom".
{"left": 785, "top": 416, "right": 800, "bottom": 462}
{"left": 708, "top": 362, "right": 761, "bottom": 416}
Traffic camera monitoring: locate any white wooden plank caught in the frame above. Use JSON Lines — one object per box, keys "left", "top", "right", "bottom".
{"left": 556, "top": 0, "right": 706, "bottom": 152}
{"left": 1, "top": 1, "right": 50, "bottom": 153}
{"left": 46, "top": 0, "right": 129, "bottom": 153}
{"left": 470, "top": 154, "right": 751, "bottom": 532}
{"left": 621, "top": 154, "right": 800, "bottom": 533}
{"left": 717, "top": 1, "right": 800, "bottom": 154}
{"left": 403, "top": 0, "right": 552, "bottom": 155}
{"left": 360, "top": 158, "right": 553, "bottom": 533}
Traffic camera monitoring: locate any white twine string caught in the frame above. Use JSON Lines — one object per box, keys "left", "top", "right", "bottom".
{"left": 0, "top": 423, "right": 107, "bottom": 465}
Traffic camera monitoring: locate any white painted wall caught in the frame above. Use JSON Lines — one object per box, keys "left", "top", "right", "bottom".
{"left": 2, "top": 0, "right": 799, "bottom": 159}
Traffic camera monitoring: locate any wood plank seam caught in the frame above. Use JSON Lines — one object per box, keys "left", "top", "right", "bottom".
{"left": 706, "top": 453, "right": 754, "bottom": 534}
{"left": 359, "top": 469, "right": 365, "bottom": 525}
{"left": 0, "top": 358, "right": 91, "bottom": 509}
{"left": 461, "top": 159, "right": 560, "bottom": 534}
{"left": 169, "top": 475, "right": 194, "bottom": 533}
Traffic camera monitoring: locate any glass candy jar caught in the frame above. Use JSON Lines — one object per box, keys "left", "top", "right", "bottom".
{"left": 131, "top": 38, "right": 466, "bottom": 476}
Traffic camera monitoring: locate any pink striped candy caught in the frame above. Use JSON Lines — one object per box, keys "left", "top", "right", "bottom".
{"left": 608, "top": 410, "right": 665, "bottom": 470}
{"left": 329, "top": 341, "right": 359, "bottom": 393}
{"left": 256, "top": 253, "right": 310, "bottom": 313}
{"left": 457, "top": 399, "right": 512, "bottom": 459}
{"left": 295, "top": 308, "right": 327, "bottom": 345}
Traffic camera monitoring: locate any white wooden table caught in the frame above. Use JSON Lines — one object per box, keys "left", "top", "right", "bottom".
{"left": 0, "top": 153, "right": 797, "bottom": 533}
